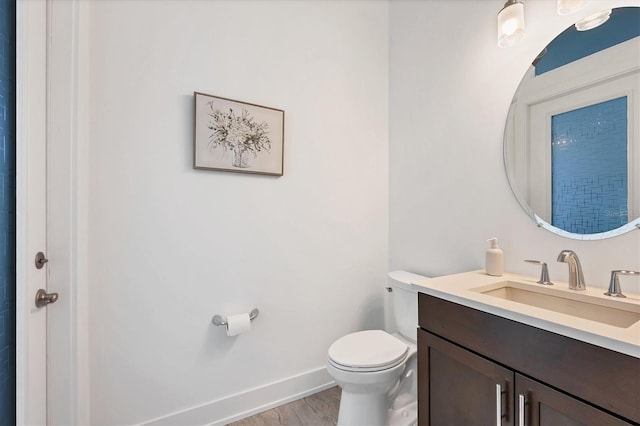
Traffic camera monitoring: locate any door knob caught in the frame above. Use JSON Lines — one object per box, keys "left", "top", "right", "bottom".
{"left": 35, "top": 289, "right": 59, "bottom": 308}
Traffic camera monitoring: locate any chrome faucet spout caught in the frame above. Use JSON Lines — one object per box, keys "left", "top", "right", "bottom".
{"left": 557, "top": 250, "right": 586, "bottom": 291}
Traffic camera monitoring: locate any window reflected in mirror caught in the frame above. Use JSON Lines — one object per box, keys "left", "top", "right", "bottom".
{"left": 551, "top": 97, "right": 628, "bottom": 234}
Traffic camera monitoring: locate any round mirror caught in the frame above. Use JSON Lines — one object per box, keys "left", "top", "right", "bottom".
{"left": 504, "top": 6, "right": 640, "bottom": 240}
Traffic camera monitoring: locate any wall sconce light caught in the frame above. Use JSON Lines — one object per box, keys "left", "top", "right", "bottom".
{"left": 498, "top": 0, "right": 525, "bottom": 48}
{"left": 575, "top": 9, "right": 612, "bottom": 31}
{"left": 557, "top": 0, "right": 590, "bottom": 15}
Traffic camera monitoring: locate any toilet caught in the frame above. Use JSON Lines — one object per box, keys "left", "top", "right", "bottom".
{"left": 326, "top": 271, "right": 427, "bottom": 426}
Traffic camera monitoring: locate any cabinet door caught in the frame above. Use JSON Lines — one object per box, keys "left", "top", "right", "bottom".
{"left": 418, "top": 329, "right": 514, "bottom": 426}
{"left": 515, "top": 374, "right": 632, "bottom": 426}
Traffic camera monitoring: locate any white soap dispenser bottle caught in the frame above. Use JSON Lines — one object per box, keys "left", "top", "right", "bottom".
{"left": 486, "top": 237, "right": 504, "bottom": 276}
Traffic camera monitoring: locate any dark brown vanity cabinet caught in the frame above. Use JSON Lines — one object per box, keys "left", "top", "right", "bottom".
{"left": 418, "top": 293, "right": 639, "bottom": 426}
{"left": 420, "top": 330, "right": 514, "bottom": 426}
{"left": 515, "top": 374, "right": 629, "bottom": 426}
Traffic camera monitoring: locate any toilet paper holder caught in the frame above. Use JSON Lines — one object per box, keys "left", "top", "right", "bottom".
{"left": 212, "top": 308, "right": 259, "bottom": 326}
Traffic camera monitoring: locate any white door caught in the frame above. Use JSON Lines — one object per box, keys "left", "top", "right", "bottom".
{"left": 17, "top": 0, "right": 85, "bottom": 424}
{"left": 17, "top": 0, "right": 48, "bottom": 423}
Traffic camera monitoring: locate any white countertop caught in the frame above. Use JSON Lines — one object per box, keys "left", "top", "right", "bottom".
{"left": 412, "top": 270, "right": 640, "bottom": 359}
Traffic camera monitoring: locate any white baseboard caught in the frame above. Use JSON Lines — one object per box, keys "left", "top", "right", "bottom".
{"left": 142, "top": 367, "right": 335, "bottom": 426}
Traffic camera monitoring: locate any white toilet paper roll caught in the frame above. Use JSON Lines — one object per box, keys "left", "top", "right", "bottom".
{"left": 226, "top": 313, "right": 251, "bottom": 336}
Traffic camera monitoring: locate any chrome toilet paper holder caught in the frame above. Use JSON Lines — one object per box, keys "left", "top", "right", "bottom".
{"left": 212, "top": 308, "right": 259, "bottom": 326}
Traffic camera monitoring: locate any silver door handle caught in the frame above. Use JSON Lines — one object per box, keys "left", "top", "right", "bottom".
{"left": 496, "top": 384, "right": 503, "bottom": 426}
{"left": 35, "top": 289, "right": 59, "bottom": 308}
{"left": 518, "top": 394, "right": 526, "bottom": 426}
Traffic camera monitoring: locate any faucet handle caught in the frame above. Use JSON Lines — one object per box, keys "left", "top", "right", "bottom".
{"left": 604, "top": 270, "right": 640, "bottom": 298}
{"left": 525, "top": 260, "right": 553, "bottom": 285}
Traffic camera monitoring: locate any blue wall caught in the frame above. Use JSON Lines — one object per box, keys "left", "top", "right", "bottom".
{"left": 551, "top": 97, "right": 628, "bottom": 234}
{"left": 0, "top": 0, "right": 15, "bottom": 423}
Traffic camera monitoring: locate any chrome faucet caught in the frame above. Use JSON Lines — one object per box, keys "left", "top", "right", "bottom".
{"left": 524, "top": 260, "right": 553, "bottom": 285}
{"left": 604, "top": 270, "right": 640, "bottom": 298}
{"left": 557, "top": 250, "right": 586, "bottom": 291}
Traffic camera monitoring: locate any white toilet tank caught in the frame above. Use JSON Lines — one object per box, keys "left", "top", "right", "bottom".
{"left": 387, "top": 270, "right": 428, "bottom": 343}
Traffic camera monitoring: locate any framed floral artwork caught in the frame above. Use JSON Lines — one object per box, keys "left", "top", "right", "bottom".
{"left": 193, "top": 92, "right": 284, "bottom": 176}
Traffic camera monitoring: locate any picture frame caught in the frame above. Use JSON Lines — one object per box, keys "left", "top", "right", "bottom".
{"left": 193, "top": 92, "right": 284, "bottom": 176}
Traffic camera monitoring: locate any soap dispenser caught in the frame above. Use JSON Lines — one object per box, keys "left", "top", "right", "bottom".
{"left": 486, "top": 238, "right": 504, "bottom": 276}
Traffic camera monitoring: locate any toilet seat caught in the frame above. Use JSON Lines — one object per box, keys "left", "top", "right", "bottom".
{"left": 328, "top": 330, "right": 408, "bottom": 373}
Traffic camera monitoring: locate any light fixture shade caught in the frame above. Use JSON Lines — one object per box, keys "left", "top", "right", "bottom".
{"left": 557, "top": 0, "right": 590, "bottom": 15}
{"left": 575, "top": 9, "right": 612, "bottom": 31}
{"left": 498, "top": 1, "right": 525, "bottom": 48}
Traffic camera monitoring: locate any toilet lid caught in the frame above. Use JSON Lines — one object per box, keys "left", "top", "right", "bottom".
{"left": 328, "top": 330, "right": 408, "bottom": 370}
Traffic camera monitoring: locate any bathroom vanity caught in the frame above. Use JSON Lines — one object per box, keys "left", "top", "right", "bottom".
{"left": 414, "top": 271, "right": 640, "bottom": 426}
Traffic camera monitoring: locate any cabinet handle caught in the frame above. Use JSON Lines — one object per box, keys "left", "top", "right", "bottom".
{"left": 495, "top": 384, "right": 502, "bottom": 426}
{"left": 518, "top": 394, "right": 526, "bottom": 426}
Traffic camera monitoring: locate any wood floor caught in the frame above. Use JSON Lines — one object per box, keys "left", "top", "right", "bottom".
{"left": 227, "top": 386, "right": 341, "bottom": 426}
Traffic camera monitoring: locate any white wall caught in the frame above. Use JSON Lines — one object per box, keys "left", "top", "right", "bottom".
{"left": 80, "top": 0, "right": 640, "bottom": 423}
{"left": 87, "top": 1, "right": 388, "bottom": 424}
{"left": 389, "top": 0, "right": 640, "bottom": 285}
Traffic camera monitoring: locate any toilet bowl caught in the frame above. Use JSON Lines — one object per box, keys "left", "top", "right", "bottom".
{"left": 326, "top": 271, "right": 427, "bottom": 426}
{"left": 327, "top": 330, "right": 417, "bottom": 426}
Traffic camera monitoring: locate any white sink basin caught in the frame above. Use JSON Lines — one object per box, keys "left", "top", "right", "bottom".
{"left": 472, "top": 281, "right": 640, "bottom": 328}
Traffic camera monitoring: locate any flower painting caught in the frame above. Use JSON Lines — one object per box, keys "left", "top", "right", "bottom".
{"left": 194, "top": 92, "right": 284, "bottom": 176}
{"left": 208, "top": 107, "right": 271, "bottom": 169}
